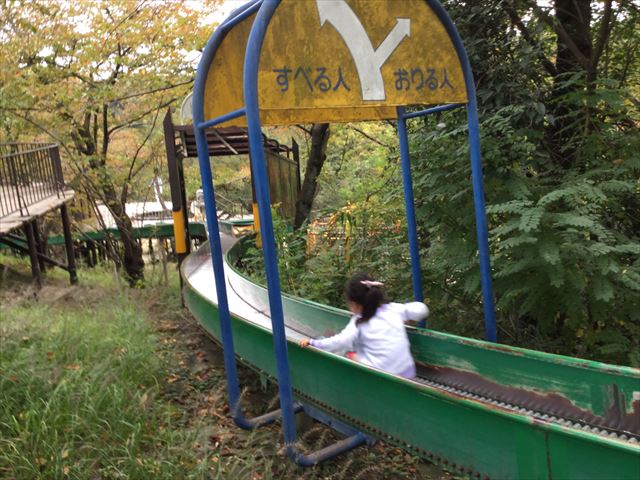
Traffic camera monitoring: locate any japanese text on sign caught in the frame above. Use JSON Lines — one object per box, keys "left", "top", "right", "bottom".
{"left": 273, "top": 66, "right": 351, "bottom": 93}
{"left": 272, "top": 66, "right": 453, "bottom": 96}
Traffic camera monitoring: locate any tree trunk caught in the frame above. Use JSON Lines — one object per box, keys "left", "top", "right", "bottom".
{"left": 101, "top": 180, "right": 145, "bottom": 285}
{"left": 550, "top": 0, "right": 593, "bottom": 169}
{"left": 73, "top": 106, "right": 146, "bottom": 285}
{"left": 294, "top": 123, "right": 330, "bottom": 230}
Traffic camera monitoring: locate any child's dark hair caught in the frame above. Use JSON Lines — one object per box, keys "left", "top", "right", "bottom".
{"left": 345, "top": 273, "right": 386, "bottom": 324}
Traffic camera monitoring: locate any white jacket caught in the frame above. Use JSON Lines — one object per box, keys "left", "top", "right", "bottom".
{"left": 310, "top": 302, "right": 428, "bottom": 378}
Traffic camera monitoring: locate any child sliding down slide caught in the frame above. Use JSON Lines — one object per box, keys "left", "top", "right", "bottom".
{"left": 299, "top": 273, "right": 428, "bottom": 379}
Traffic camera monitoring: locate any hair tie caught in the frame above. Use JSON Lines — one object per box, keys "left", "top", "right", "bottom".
{"left": 360, "top": 280, "right": 384, "bottom": 289}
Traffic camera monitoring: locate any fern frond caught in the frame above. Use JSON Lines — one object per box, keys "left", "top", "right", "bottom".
{"left": 499, "top": 235, "right": 538, "bottom": 249}
{"left": 612, "top": 243, "right": 640, "bottom": 255}
{"left": 599, "top": 179, "right": 634, "bottom": 194}
{"left": 619, "top": 270, "right": 640, "bottom": 292}
{"left": 518, "top": 207, "right": 544, "bottom": 232}
{"left": 494, "top": 258, "right": 537, "bottom": 278}
{"left": 591, "top": 276, "right": 615, "bottom": 302}
{"left": 538, "top": 185, "right": 580, "bottom": 206}
{"left": 551, "top": 212, "right": 595, "bottom": 228}
{"left": 490, "top": 219, "right": 520, "bottom": 238}
{"left": 588, "top": 243, "right": 615, "bottom": 256}
{"left": 486, "top": 199, "right": 533, "bottom": 214}
{"left": 547, "top": 264, "right": 565, "bottom": 288}
{"left": 538, "top": 238, "right": 561, "bottom": 265}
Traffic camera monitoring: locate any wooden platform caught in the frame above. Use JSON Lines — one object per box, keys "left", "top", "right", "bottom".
{"left": 0, "top": 188, "right": 75, "bottom": 234}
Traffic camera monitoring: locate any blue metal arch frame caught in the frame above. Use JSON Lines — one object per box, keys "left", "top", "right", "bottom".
{"left": 425, "top": 0, "right": 497, "bottom": 342}
{"left": 192, "top": 0, "right": 497, "bottom": 465}
{"left": 193, "top": 0, "right": 272, "bottom": 432}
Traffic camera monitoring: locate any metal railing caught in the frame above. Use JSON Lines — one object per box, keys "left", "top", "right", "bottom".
{"left": 0, "top": 143, "right": 65, "bottom": 218}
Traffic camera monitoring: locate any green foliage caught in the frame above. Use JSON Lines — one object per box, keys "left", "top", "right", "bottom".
{"left": 402, "top": 83, "right": 640, "bottom": 364}
{"left": 403, "top": 1, "right": 640, "bottom": 365}
{"left": 236, "top": 121, "right": 418, "bottom": 310}
{"left": 487, "top": 171, "right": 640, "bottom": 363}
{"left": 236, "top": 199, "right": 415, "bottom": 311}
{"left": 313, "top": 122, "right": 399, "bottom": 212}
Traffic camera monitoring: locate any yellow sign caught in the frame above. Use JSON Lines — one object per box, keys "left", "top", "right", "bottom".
{"left": 204, "top": 0, "right": 467, "bottom": 126}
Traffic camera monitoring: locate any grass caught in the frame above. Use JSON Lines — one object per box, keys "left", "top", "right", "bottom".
{"left": 0, "top": 254, "right": 452, "bottom": 479}
{"left": 0, "top": 262, "right": 214, "bottom": 479}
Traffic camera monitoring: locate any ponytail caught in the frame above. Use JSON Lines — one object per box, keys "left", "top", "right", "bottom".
{"left": 345, "top": 273, "right": 386, "bottom": 325}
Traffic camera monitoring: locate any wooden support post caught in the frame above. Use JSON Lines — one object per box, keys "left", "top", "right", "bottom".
{"left": 32, "top": 218, "right": 47, "bottom": 272}
{"left": 86, "top": 244, "right": 93, "bottom": 267}
{"left": 148, "top": 238, "right": 156, "bottom": 263}
{"left": 0, "top": 236, "right": 72, "bottom": 272}
{"left": 160, "top": 238, "right": 168, "bottom": 286}
{"left": 90, "top": 241, "right": 98, "bottom": 267}
{"left": 24, "top": 221, "right": 42, "bottom": 288}
{"left": 61, "top": 203, "right": 78, "bottom": 284}
{"left": 163, "top": 109, "right": 187, "bottom": 304}
{"left": 79, "top": 243, "right": 87, "bottom": 266}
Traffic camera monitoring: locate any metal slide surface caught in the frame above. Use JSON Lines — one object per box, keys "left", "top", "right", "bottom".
{"left": 181, "top": 235, "right": 640, "bottom": 479}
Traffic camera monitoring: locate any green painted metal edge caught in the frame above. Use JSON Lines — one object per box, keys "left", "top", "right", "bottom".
{"left": 181, "top": 247, "right": 640, "bottom": 479}
{"left": 220, "top": 218, "right": 254, "bottom": 226}
{"left": 218, "top": 218, "right": 255, "bottom": 237}
{"left": 11, "top": 222, "right": 208, "bottom": 247}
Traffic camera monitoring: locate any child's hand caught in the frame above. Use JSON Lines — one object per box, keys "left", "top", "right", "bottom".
{"left": 299, "top": 339, "right": 311, "bottom": 348}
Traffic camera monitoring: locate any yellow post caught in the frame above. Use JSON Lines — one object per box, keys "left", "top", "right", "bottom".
{"left": 252, "top": 202, "right": 262, "bottom": 248}
{"left": 172, "top": 209, "right": 187, "bottom": 254}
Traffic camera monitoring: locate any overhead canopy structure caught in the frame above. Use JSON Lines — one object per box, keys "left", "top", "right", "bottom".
{"left": 203, "top": 0, "right": 468, "bottom": 125}
{"left": 192, "top": 0, "right": 496, "bottom": 466}
{"left": 175, "top": 124, "right": 294, "bottom": 158}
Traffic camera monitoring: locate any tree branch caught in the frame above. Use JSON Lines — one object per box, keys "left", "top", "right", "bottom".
{"left": 69, "top": 71, "right": 97, "bottom": 87}
{"left": 5, "top": 110, "right": 75, "bottom": 158}
{"left": 504, "top": 2, "right": 557, "bottom": 76}
{"left": 347, "top": 125, "right": 395, "bottom": 150}
{"left": 107, "top": 98, "right": 177, "bottom": 135}
{"left": 591, "top": 0, "right": 615, "bottom": 71}
{"left": 295, "top": 124, "right": 312, "bottom": 135}
{"left": 364, "top": 162, "right": 399, "bottom": 202}
{"left": 0, "top": 106, "right": 52, "bottom": 113}
{"left": 122, "top": 101, "right": 164, "bottom": 205}
{"left": 93, "top": 112, "right": 98, "bottom": 155}
{"left": 101, "top": 103, "right": 109, "bottom": 162}
{"left": 112, "top": 79, "right": 194, "bottom": 103}
{"left": 105, "top": 1, "right": 148, "bottom": 38}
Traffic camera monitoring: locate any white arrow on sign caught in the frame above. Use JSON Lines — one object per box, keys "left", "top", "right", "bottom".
{"left": 317, "top": 0, "right": 410, "bottom": 101}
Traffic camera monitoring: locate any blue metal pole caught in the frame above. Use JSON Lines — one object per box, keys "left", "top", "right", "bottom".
{"left": 220, "top": 0, "right": 263, "bottom": 28}
{"left": 465, "top": 93, "right": 497, "bottom": 342}
{"left": 396, "top": 106, "right": 425, "bottom": 326}
{"left": 426, "top": 0, "right": 497, "bottom": 341}
{"left": 194, "top": 97, "right": 245, "bottom": 423}
{"left": 401, "top": 103, "right": 463, "bottom": 120}
{"left": 198, "top": 108, "right": 246, "bottom": 130}
{"left": 192, "top": 0, "right": 277, "bottom": 429}
{"left": 242, "top": 0, "right": 299, "bottom": 455}
{"left": 193, "top": 0, "right": 370, "bottom": 464}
